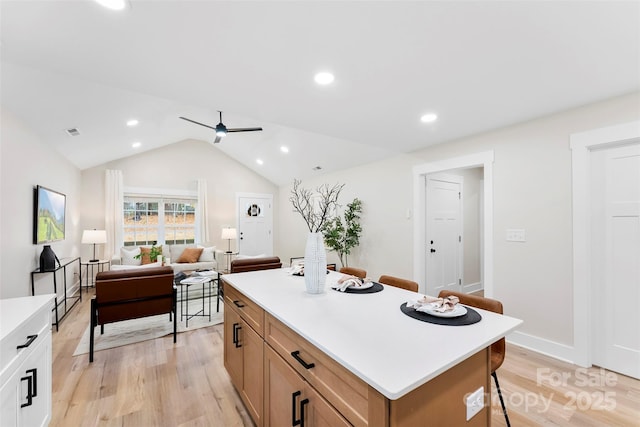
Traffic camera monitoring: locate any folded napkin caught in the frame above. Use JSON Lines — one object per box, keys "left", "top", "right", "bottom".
{"left": 406, "top": 295, "right": 460, "bottom": 312}
{"left": 289, "top": 264, "right": 304, "bottom": 275}
{"left": 331, "top": 274, "right": 372, "bottom": 292}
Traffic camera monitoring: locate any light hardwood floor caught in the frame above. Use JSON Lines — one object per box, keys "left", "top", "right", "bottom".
{"left": 51, "top": 289, "right": 639, "bottom": 426}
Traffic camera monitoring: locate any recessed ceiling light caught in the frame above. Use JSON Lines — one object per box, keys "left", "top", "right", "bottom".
{"left": 126, "top": 119, "right": 139, "bottom": 127}
{"left": 256, "top": 159, "right": 264, "bottom": 165}
{"left": 280, "top": 146, "right": 289, "bottom": 153}
{"left": 420, "top": 113, "right": 438, "bottom": 123}
{"left": 132, "top": 141, "right": 141, "bottom": 148}
{"left": 94, "top": 0, "right": 128, "bottom": 11}
{"left": 314, "top": 72, "right": 334, "bottom": 85}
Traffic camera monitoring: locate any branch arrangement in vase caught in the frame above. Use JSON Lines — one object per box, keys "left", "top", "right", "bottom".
{"left": 289, "top": 179, "right": 345, "bottom": 233}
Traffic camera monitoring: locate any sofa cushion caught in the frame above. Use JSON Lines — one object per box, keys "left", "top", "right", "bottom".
{"left": 168, "top": 244, "right": 194, "bottom": 261}
{"left": 121, "top": 247, "right": 141, "bottom": 266}
{"left": 176, "top": 247, "right": 203, "bottom": 263}
{"left": 110, "top": 261, "right": 162, "bottom": 271}
{"left": 197, "top": 245, "right": 216, "bottom": 262}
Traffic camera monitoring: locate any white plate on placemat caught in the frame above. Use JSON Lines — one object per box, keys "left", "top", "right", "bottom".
{"left": 348, "top": 281, "right": 373, "bottom": 291}
{"left": 416, "top": 304, "right": 468, "bottom": 318}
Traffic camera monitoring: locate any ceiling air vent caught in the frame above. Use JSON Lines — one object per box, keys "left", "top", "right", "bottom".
{"left": 65, "top": 128, "right": 80, "bottom": 137}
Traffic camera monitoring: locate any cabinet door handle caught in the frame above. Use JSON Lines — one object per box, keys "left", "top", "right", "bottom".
{"left": 291, "top": 350, "right": 315, "bottom": 369}
{"left": 292, "top": 390, "right": 302, "bottom": 426}
{"left": 300, "top": 398, "right": 309, "bottom": 427}
{"left": 232, "top": 323, "right": 242, "bottom": 348}
{"left": 26, "top": 368, "right": 37, "bottom": 397}
{"left": 233, "top": 300, "right": 245, "bottom": 308}
{"left": 20, "top": 375, "right": 33, "bottom": 408}
{"left": 17, "top": 334, "right": 38, "bottom": 350}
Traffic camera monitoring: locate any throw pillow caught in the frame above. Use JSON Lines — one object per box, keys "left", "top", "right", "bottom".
{"left": 176, "top": 247, "right": 204, "bottom": 263}
{"left": 140, "top": 245, "right": 163, "bottom": 264}
{"left": 198, "top": 245, "right": 216, "bottom": 262}
{"left": 121, "top": 247, "right": 141, "bottom": 265}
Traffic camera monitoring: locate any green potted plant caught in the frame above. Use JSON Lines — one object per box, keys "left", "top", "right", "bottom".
{"left": 322, "top": 198, "right": 363, "bottom": 268}
{"left": 134, "top": 243, "right": 163, "bottom": 263}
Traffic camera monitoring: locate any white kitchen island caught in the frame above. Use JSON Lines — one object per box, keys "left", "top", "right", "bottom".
{"left": 222, "top": 269, "right": 522, "bottom": 427}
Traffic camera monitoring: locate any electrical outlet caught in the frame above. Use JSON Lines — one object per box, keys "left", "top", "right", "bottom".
{"left": 466, "top": 386, "right": 484, "bottom": 421}
{"left": 506, "top": 228, "right": 526, "bottom": 242}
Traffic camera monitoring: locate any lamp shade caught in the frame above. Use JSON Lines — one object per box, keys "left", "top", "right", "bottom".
{"left": 221, "top": 227, "right": 237, "bottom": 240}
{"left": 81, "top": 229, "right": 107, "bottom": 244}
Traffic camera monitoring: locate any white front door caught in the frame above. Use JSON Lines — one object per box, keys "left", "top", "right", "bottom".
{"left": 425, "top": 174, "right": 463, "bottom": 296}
{"left": 237, "top": 193, "right": 273, "bottom": 256}
{"left": 591, "top": 143, "right": 640, "bottom": 379}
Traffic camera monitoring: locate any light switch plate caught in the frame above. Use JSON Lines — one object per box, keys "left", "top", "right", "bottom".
{"left": 466, "top": 386, "right": 484, "bottom": 421}
{"left": 506, "top": 229, "right": 526, "bottom": 242}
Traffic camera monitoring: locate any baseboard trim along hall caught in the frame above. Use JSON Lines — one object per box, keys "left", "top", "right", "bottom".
{"left": 507, "top": 330, "right": 576, "bottom": 365}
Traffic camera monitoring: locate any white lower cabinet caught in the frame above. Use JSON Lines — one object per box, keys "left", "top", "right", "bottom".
{"left": 0, "top": 296, "right": 54, "bottom": 427}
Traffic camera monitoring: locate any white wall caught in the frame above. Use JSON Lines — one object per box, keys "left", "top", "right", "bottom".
{"left": 80, "top": 139, "right": 279, "bottom": 258}
{"left": 1, "top": 108, "right": 82, "bottom": 299}
{"left": 277, "top": 92, "right": 640, "bottom": 363}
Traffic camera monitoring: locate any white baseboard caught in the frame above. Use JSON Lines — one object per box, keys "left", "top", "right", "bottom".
{"left": 507, "top": 330, "right": 582, "bottom": 366}
{"left": 462, "top": 281, "right": 482, "bottom": 293}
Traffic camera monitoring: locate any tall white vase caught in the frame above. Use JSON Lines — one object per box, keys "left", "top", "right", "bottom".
{"left": 304, "top": 232, "right": 327, "bottom": 294}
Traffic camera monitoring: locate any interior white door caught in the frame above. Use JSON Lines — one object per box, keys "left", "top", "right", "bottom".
{"left": 592, "top": 144, "right": 640, "bottom": 379}
{"left": 237, "top": 194, "right": 273, "bottom": 256}
{"left": 425, "top": 174, "right": 463, "bottom": 296}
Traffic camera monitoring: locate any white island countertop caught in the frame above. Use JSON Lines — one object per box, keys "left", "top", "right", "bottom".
{"left": 223, "top": 269, "right": 522, "bottom": 400}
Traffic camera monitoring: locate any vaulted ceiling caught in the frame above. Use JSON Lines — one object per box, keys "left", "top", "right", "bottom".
{"left": 2, "top": 1, "right": 638, "bottom": 185}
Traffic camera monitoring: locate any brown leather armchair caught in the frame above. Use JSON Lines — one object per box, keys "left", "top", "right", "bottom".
{"left": 230, "top": 256, "right": 282, "bottom": 273}
{"left": 90, "top": 266, "right": 176, "bottom": 362}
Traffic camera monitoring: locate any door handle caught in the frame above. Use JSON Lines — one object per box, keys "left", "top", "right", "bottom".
{"left": 300, "top": 398, "right": 309, "bottom": 427}
{"left": 292, "top": 390, "right": 302, "bottom": 426}
{"left": 430, "top": 248, "right": 436, "bottom": 253}
{"left": 232, "top": 323, "right": 242, "bottom": 348}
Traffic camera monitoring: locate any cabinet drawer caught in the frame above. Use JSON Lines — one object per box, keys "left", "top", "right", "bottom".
{"left": 1, "top": 310, "right": 50, "bottom": 372}
{"left": 224, "top": 282, "right": 264, "bottom": 337}
{"left": 265, "top": 314, "right": 371, "bottom": 427}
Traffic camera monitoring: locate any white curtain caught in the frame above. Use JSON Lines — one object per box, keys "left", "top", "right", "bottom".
{"left": 197, "top": 179, "right": 210, "bottom": 244}
{"left": 105, "top": 169, "right": 123, "bottom": 259}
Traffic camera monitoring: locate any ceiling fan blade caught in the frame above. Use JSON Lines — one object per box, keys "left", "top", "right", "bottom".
{"left": 179, "top": 116, "right": 217, "bottom": 131}
{"left": 213, "top": 135, "right": 222, "bottom": 144}
{"left": 227, "top": 127, "right": 263, "bottom": 133}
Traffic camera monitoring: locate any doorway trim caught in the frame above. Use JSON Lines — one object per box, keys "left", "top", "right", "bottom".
{"left": 570, "top": 120, "right": 640, "bottom": 367}
{"left": 413, "top": 151, "right": 494, "bottom": 296}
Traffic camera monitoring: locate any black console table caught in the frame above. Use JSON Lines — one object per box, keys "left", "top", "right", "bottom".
{"left": 31, "top": 256, "right": 81, "bottom": 331}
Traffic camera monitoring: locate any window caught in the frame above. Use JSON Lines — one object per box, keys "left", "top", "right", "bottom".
{"left": 123, "top": 196, "right": 196, "bottom": 246}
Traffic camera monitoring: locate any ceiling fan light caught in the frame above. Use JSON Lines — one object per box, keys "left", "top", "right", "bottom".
{"left": 215, "top": 123, "right": 227, "bottom": 137}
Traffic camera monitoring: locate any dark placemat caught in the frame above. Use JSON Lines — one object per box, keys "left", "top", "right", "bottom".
{"left": 400, "top": 303, "right": 481, "bottom": 326}
{"left": 332, "top": 282, "right": 384, "bottom": 294}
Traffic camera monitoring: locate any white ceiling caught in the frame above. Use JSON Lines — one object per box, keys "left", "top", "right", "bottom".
{"left": 1, "top": 1, "right": 639, "bottom": 186}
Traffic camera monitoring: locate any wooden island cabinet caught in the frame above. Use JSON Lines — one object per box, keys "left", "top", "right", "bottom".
{"left": 222, "top": 270, "right": 521, "bottom": 427}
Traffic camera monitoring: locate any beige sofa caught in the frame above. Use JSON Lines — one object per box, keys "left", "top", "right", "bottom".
{"left": 111, "top": 244, "right": 223, "bottom": 273}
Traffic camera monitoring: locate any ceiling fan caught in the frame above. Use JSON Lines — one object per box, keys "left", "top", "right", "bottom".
{"left": 179, "top": 111, "right": 263, "bottom": 143}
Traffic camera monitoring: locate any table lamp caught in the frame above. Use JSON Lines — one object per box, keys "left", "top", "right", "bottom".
{"left": 221, "top": 227, "right": 237, "bottom": 253}
{"left": 82, "top": 229, "right": 107, "bottom": 262}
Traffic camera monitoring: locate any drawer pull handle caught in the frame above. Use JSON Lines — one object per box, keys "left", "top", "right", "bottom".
{"left": 232, "top": 323, "right": 242, "bottom": 348}
{"left": 17, "top": 334, "right": 38, "bottom": 350}
{"left": 300, "top": 398, "right": 309, "bottom": 427}
{"left": 292, "top": 390, "right": 302, "bottom": 426}
{"left": 233, "top": 300, "right": 245, "bottom": 308}
{"left": 291, "top": 350, "right": 315, "bottom": 369}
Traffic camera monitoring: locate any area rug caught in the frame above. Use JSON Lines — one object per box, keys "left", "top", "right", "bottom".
{"left": 73, "top": 299, "right": 224, "bottom": 356}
